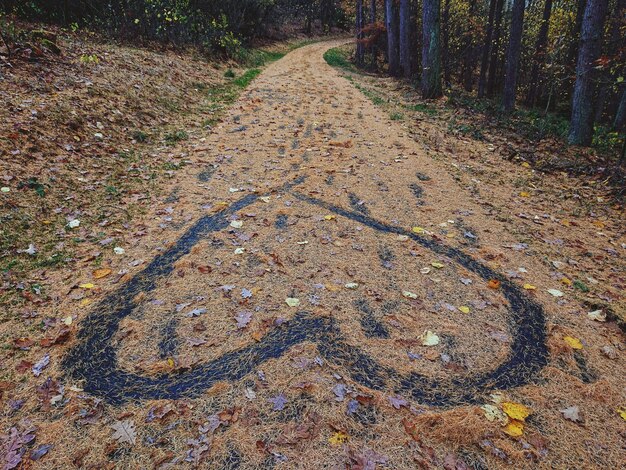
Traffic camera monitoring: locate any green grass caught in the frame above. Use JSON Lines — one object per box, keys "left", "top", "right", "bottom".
{"left": 323, "top": 47, "right": 356, "bottom": 72}
{"left": 164, "top": 130, "right": 188, "bottom": 143}
{"left": 404, "top": 103, "right": 438, "bottom": 116}
{"left": 390, "top": 112, "right": 404, "bottom": 121}
{"left": 232, "top": 69, "right": 262, "bottom": 88}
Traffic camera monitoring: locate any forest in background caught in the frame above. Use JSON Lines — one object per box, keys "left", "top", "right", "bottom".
{"left": 0, "top": 1, "right": 348, "bottom": 57}
{"left": 353, "top": 0, "right": 625, "bottom": 157}
{"left": 1, "top": 0, "right": 625, "bottom": 160}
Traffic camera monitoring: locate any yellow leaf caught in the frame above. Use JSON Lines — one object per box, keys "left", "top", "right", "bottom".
{"left": 592, "top": 221, "right": 605, "bottom": 228}
{"left": 412, "top": 226, "right": 425, "bottom": 234}
{"left": 167, "top": 358, "right": 175, "bottom": 367}
{"left": 617, "top": 407, "right": 626, "bottom": 421}
{"left": 285, "top": 297, "right": 300, "bottom": 307}
{"left": 329, "top": 431, "right": 349, "bottom": 445}
{"left": 564, "top": 336, "right": 583, "bottom": 350}
{"left": 79, "top": 283, "right": 95, "bottom": 289}
{"left": 503, "top": 419, "right": 524, "bottom": 437}
{"left": 431, "top": 262, "right": 444, "bottom": 269}
{"left": 502, "top": 402, "right": 531, "bottom": 421}
{"left": 93, "top": 268, "right": 112, "bottom": 279}
{"left": 458, "top": 306, "right": 470, "bottom": 314}
{"left": 519, "top": 191, "right": 530, "bottom": 197}
{"left": 521, "top": 162, "right": 530, "bottom": 168}
{"left": 80, "top": 299, "right": 92, "bottom": 306}
{"left": 62, "top": 316, "right": 73, "bottom": 325}
{"left": 324, "top": 215, "right": 336, "bottom": 220}
{"left": 523, "top": 284, "right": 536, "bottom": 290}
{"left": 560, "top": 277, "right": 572, "bottom": 286}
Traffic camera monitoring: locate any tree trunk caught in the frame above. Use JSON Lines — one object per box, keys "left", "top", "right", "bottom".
{"left": 356, "top": 0, "right": 365, "bottom": 66}
{"left": 568, "top": 0, "right": 609, "bottom": 145}
{"left": 526, "top": 0, "right": 553, "bottom": 107}
{"left": 502, "top": 0, "right": 526, "bottom": 112}
{"left": 422, "top": 0, "right": 442, "bottom": 98}
{"left": 567, "top": 0, "right": 588, "bottom": 70}
{"left": 386, "top": 0, "right": 400, "bottom": 76}
{"left": 614, "top": 87, "right": 626, "bottom": 131}
{"left": 442, "top": 0, "right": 451, "bottom": 85}
{"left": 461, "top": 0, "right": 477, "bottom": 91}
{"left": 370, "top": 0, "right": 377, "bottom": 68}
{"left": 478, "top": 0, "right": 497, "bottom": 97}
{"left": 487, "top": 0, "right": 505, "bottom": 97}
{"left": 399, "top": 0, "right": 411, "bottom": 78}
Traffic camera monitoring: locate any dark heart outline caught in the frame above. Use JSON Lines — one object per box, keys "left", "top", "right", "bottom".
{"left": 63, "top": 179, "right": 547, "bottom": 406}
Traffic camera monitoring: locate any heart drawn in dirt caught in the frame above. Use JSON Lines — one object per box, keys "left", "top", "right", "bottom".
{"left": 63, "top": 177, "right": 547, "bottom": 406}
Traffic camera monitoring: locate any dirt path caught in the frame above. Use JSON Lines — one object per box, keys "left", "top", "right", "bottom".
{"left": 5, "top": 41, "right": 625, "bottom": 469}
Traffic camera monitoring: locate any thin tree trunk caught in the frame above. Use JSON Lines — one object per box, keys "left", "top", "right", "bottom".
{"left": 526, "top": 0, "right": 553, "bottom": 107}
{"left": 356, "top": 0, "right": 365, "bottom": 66}
{"left": 478, "top": 0, "right": 497, "bottom": 97}
{"left": 567, "top": 0, "right": 588, "bottom": 70}
{"left": 386, "top": 0, "right": 400, "bottom": 76}
{"left": 502, "top": 0, "right": 526, "bottom": 112}
{"left": 487, "top": 0, "right": 505, "bottom": 97}
{"left": 399, "top": 0, "right": 411, "bottom": 78}
{"left": 442, "top": 0, "right": 451, "bottom": 85}
{"left": 568, "top": 0, "right": 609, "bottom": 145}
{"left": 370, "top": 0, "right": 377, "bottom": 68}
{"left": 614, "top": 86, "right": 626, "bottom": 132}
{"left": 422, "top": 0, "right": 442, "bottom": 98}
{"left": 461, "top": 0, "right": 477, "bottom": 91}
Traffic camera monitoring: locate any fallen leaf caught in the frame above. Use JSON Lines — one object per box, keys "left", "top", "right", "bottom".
{"left": 547, "top": 289, "right": 564, "bottom": 297}
{"left": 30, "top": 444, "right": 53, "bottom": 461}
{"left": 481, "top": 404, "right": 507, "bottom": 423}
{"left": 285, "top": 297, "right": 300, "bottom": 307}
{"left": 458, "top": 306, "right": 470, "bottom": 314}
{"left": 32, "top": 354, "right": 50, "bottom": 376}
{"left": 412, "top": 226, "right": 425, "bottom": 234}
{"left": 328, "top": 431, "right": 349, "bottom": 445}
{"left": 523, "top": 284, "right": 536, "bottom": 290}
{"left": 431, "top": 262, "right": 444, "bottom": 269}
{"left": 235, "top": 311, "right": 253, "bottom": 329}
{"left": 587, "top": 310, "right": 606, "bottom": 322}
{"left": 110, "top": 419, "right": 136, "bottom": 445}
{"left": 420, "top": 330, "right": 440, "bottom": 346}
{"left": 487, "top": 279, "right": 501, "bottom": 289}
{"left": 563, "top": 336, "right": 583, "bottom": 350}
{"left": 230, "top": 220, "right": 243, "bottom": 229}
{"left": 617, "top": 406, "right": 626, "bottom": 421}
{"left": 79, "top": 283, "right": 95, "bottom": 289}
{"left": 502, "top": 402, "right": 531, "bottom": 421}
{"left": 345, "top": 282, "right": 359, "bottom": 289}
{"left": 402, "top": 290, "right": 418, "bottom": 299}
{"left": 268, "top": 394, "right": 287, "bottom": 411}
{"left": 503, "top": 419, "right": 524, "bottom": 437}
{"left": 560, "top": 406, "right": 581, "bottom": 422}
{"left": 93, "top": 268, "right": 112, "bottom": 279}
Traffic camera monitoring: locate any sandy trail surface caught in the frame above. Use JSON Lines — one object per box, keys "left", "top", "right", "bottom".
{"left": 4, "top": 41, "right": 625, "bottom": 469}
